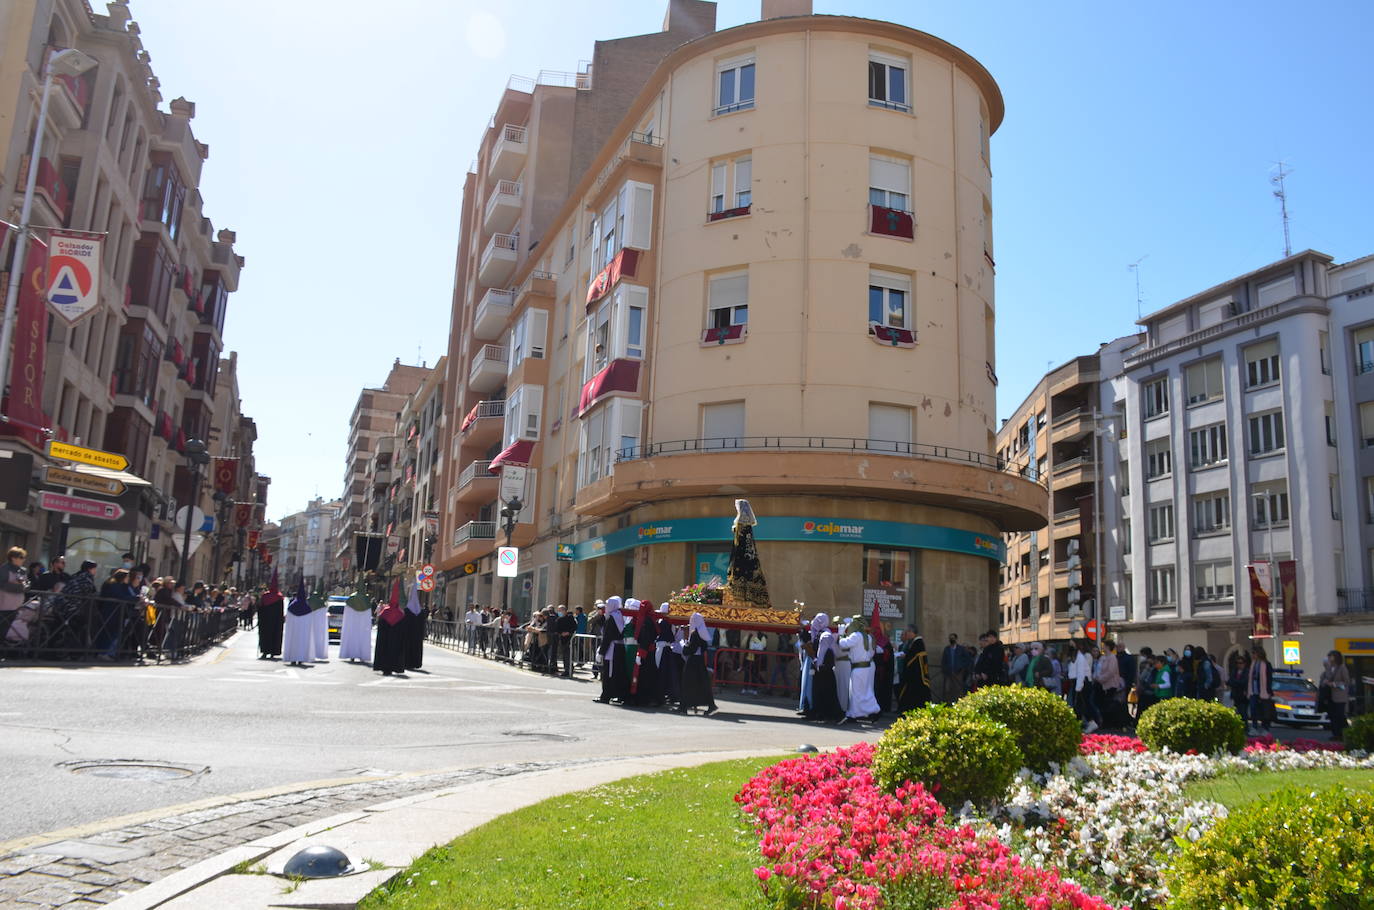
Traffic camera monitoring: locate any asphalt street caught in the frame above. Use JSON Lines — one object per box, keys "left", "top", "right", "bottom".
{"left": 1, "top": 629, "right": 873, "bottom": 844}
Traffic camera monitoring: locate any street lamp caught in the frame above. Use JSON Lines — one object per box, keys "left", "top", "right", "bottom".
{"left": 179, "top": 439, "right": 210, "bottom": 584}
{"left": 498, "top": 495, "right": 522, "bottom": 613}
{"left": 0, "top": 48, "right": 98, "bottom": 399}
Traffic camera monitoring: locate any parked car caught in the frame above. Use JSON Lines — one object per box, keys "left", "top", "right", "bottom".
{"left": 327, "top": 595, "right": 348, "bottom": 642}
{"left": 1272, "top": 672, "right": 1328, "bottom": 726}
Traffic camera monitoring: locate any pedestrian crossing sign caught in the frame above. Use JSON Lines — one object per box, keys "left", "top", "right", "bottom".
{"left": 1282, "top": 640, "right": 1301, "bottom": 665}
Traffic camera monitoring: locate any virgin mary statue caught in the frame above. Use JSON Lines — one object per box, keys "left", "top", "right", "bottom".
{"left": 724, "top": 499, "right": 770, "bottom": 607}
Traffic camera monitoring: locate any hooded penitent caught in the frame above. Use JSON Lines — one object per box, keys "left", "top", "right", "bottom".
{"left": 287, "top": 579, "right": 311, "bottom": 616}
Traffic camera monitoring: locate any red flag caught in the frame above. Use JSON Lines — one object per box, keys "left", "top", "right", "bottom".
{"left": 1248, "top": 564, "right": 1273, "bottom": 639}
{"left": 1, "top": 236, "right": 51, "bottom": 448}
{"left": 212, "top": 457, "right": 238, "bottom": 494}
{"left": 1279, "top": 560, "right": 1301, "bottom": 635}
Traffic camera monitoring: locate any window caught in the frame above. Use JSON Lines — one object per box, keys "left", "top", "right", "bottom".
{"left": 1252, "top": 480, "right": 1290, "bottom": 527}
{"left": 578, "top": 398, "right": 642, "bottom": 487}
{"left": 586, "top": 303, "right": 611, "bottom": 378}
{"left": 868, "top": 154, "right": 910, "bottom": 211}
{"left": 702, "top": 401, "right": 745, "bottom": 449}
{"left": 1363, "top": 402, "right": 1374, "bottom": 448}
{"left": 503, "top": 385, "right": 543, "bottom": 445}
{"left": 868, "top": 269, "right": 910, "bottom": 329}
{"left": 1143, "top": 376, "right": 1169, "bottom": 418}
{"left": 868, "top": 403, "right": 912, "bottom": 452}
{"left": 1185, "top": 358, "right": 1223, "bottom": 404}
{"left": 625, "top": 296, "right": 645, "bottom": 359}
{"left": 1194, "top": 562, "right": 1234, "bottom": 603}
{"left": 1355, "top": 326, "right": 1374, "bottom": 375}
{"left": 1326, "top": 402, "right": 1338, "bottom": 447}
{"left": 1148, "top": 503, "right": 1174, "bottom": 542}
{"left": 1331, "top": 474, "right": 1342, "bottom": 520}
{"left": 715, "top": 55, "right": 755, "bottom": 115}
{"left": 1148, "top": 567, "right": 1176, "bottom": 606}
{"left": 708, "top": 271, "right": 748, "bottom": 330}
{"left": 1189, "top": 423, "right": 1228, "bottom": 468}
{"left": 592, "top": 181, "right": 654, "bottom": 271}
{"left": 509, "top": 308, "right": 548, "bottom": 370}
{"left": 1121, "top": 518, "right": 1132, "bottom": 555}
{"left": 1366, "top": 477, "right": 1374, "bottom": 523}
{"left": 1255, "top": 273, "right": 1296, "bottom": 308}
{"left": 867, "top": 50, "right": 909, "bottom": 112}
{"left": 709, "top": 155, "right": 751, "bottom": 216}
{"left": 1244, "top": 340, "right": 1280, "bottom": 387}
{"left": 1192, "top": 491, "right": 1230, "bottom": 534}
{"left": 1145, "top": 438, "right": 1171, "bottom": 479}
{"left": 1248, "top": 410, "right": 1285, "bottom": 455}
{"left": 1320, "top": 331, "right": 1330, "bottom": 374}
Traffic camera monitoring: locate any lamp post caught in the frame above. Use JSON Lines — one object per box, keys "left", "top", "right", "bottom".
{"left": 498, "top": 495, "right": 522, "bottom": 614}
{"left": 179, "top": 439, "right": 210, "bottom": 584}
{"left": 0, "top": 48, "right": 98, "bottom": 396}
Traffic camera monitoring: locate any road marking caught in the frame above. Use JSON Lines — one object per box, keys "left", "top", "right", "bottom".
{"left": 310, "top": 709, "right": 531, "bottom": 716}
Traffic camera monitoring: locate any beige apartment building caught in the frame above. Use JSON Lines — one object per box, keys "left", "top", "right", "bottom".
{"left": 435, "top": 0, "right": 1044, "bottom": 639}
{"left": 0, "top": 0, "right": 260, "bottom": 581}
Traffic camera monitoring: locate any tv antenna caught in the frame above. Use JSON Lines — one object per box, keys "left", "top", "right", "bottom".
{"left": 1271, "top": 161, "right": 1293, "bottom": 257}
{"left": 1128, "top": 255, "right": 1148, "bottom": 320}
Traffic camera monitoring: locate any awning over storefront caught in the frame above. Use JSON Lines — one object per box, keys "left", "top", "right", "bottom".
{"left": 488, "top": 439, "right": 534, "bottom": 473}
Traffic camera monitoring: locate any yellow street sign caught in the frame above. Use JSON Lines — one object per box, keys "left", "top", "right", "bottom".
{"left": 1282, "top": 640, "right": 1301, "bottom": 666}
{"left": 47, "top": 440, "right": 127, "bottom": 471}
{"left": 43, "top": 465, "right": 125, "bottom": 497}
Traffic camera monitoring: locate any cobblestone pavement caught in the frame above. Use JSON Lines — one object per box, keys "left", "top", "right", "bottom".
{"left": 0, "top": 760, "right": 580, "bottom": 908}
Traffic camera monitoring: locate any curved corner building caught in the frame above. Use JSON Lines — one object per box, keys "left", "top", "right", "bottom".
{"left": 436, "top": 0, "right": 1046, "bottom": 643}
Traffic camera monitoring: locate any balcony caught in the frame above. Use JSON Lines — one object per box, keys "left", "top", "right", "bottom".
{"left": 1051, "top": 456, "right": 1097, "bottom": 490}
{"left": 483, "top": 180, "right": 522, "bottom": 234}
{"left": 18, "top": 156, "right": 69, "bottom": 224}
{"left": 460, "top": 399, "right": 505, "bottom": 446}
{"left": 474, "top": 288, "right": 515, "bottom": 340}
{"left": 456, "top": 460, "right": 497, "bottom": 503}
{"left": 468, "top": 344, "right": 509, "bottom": 393}
{"left": 1050, "top": 407, "right": 1095, "bottom": 443}
{"left": 453, "top": 520, "right": 497, "bottom": 548}
{"left": 479, "top": 232, "right": 519, "bottom": 287}
{"left": 489, "top": 124, "right": 527, "bottom": 181}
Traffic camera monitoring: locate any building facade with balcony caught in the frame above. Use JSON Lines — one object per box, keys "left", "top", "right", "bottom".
{"left": 277, "top": 497, "right": 338, "bottom": 590}
{"left": 434, "top": 0, "right": 1045, "bottom": 639}
{"left": 0, "top": 0, "right": 254, "bottom": 580}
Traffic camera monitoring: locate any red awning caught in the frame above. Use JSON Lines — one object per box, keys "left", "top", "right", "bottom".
{"left": 488, "top": 439, "right": 535, "bottom": 473}
{"left": 585, "top": 248, "right": 641, "bottom": 309}
{"left": 578, "top": 358, "right": 642, "bottom": 416}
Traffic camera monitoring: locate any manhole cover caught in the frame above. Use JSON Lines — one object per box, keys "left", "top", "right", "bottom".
{"left": 58, "top": 760, "right": 208, "bottom": 781}
{"left": 501, "top": 731, "right": 578, "bottom": 742}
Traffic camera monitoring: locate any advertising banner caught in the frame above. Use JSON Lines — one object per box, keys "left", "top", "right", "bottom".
{"left": 46, "top": 231, "right": 102, "bottom": 324}
{"left": 3, "top": 236, "right": 50, "bottom": 448}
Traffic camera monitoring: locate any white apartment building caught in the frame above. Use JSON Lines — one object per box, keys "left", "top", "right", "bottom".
{"left": 1104, "top": 249, "right": 1374, "bottom": 694}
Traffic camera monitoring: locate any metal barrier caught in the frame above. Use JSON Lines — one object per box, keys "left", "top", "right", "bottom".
{"left": 709, "top": 647, "right": 801, "bottom": 695}
{"left": 425, "top": 619, "right": 597, "bottom": 678}
{"left": 0, "top": 589, "right": 240, "bottom": 663}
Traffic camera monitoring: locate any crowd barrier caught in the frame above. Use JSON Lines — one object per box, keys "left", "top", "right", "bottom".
{"left": 0, "top": 589, "right": 240, "bottom": 663}
{"left": 426, "top": 621, "right": 599, "bottom": 678}
{"left": 710, "top": 646, "right": 801, "bottom": 695}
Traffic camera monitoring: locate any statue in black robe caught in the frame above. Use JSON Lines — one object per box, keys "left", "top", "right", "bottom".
{"left": 897, "top": 628, "right": 931, "bottom": 712}
{"left": 724, "top": 499, "right": 769, "bottom": 607}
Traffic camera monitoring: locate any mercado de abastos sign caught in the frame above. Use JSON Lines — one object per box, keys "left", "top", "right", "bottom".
{"left": 570, "top": 516, "right": 1006, "bottom": 563}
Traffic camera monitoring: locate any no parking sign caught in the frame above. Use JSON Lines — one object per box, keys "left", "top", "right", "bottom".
{"left": 496, "top": 546, "right": 519, "bottom": 578}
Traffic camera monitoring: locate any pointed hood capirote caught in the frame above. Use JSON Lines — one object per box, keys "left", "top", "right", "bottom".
{"left": 287, "top": 578, "right": 311, "bottom": 616}
{"left": 259, "top": 568, "right": 283, "bottom": 607}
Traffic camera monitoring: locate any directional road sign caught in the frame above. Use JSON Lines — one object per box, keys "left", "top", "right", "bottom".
{"left": 496, "top": 546, "right": 519, "bottom": 578}
{"left": 39, "top": 491, "right": 125, "bottom": 521}
{"left": 47, "top": 440, "right": 127, "bottom": 471}
{"left": 43, "top": 465, "right": 125, "bottom": 497}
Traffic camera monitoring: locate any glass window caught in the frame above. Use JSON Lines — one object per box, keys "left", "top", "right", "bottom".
{"left": 1354, "top": 326, "right": 1374, "bottom": 375}
{"left": 1192, "top": 491, "right": 1230, "bottom": 534}
{"left": 868, "top": 403, "right": 912, "bottom": 452}
{"left": 709, "top": 156, "right": 752, "bottom": 214}
{"left": 1148, "top": 503, "right": 1174, "bottom": 542}
{"left": 868, "top": 269, "right": 910, "bottom": 329}
{"left": 708, "top": 271, "right": 748, "bottom": 329}
{"left": 1148, "top": 567, "right": 1176, "bottom": 606}
{"left": 1245, "top": 340, "right": 1280, "bottom": 387}
{"left": 862, "top": 546, "right": 912, "bottom": 626}
{"left": 1361, "top": 402, "right": 1374, "bottom": 447}
{"left": 1143, "top": 377, "right": 1169, "bottom": 418}
{"left": 1145, "top": 437, "right": 1171, "bottom": 479}
{"left": 1189, "top": 423, "right": 1228, "bottom": 468}
{"left": 1248, "top": 411, "right": 1285, "bottom": 455}
{"left": 702, "top": 401, "right": 745, "bottom": 449}
{"left": 715, "top": 57, "right": 755, "bottom": 115}
{"left": 1252, "top": 480, "right": 1290, "bottom": 527}
{"left": 1185, "top": 358, "right": 1224, "bottom": 404}
{"left": 867, "top": 51, "right": 909, "bottom": 112}
{"left": 868, "top": 154, "right": 910, "bottom": 211}
{"left": 1326, "top": 401, "right": 1338, "bottom": 447}
{"left": 1194, "top": 561, "right": 1234, "bottom": 603}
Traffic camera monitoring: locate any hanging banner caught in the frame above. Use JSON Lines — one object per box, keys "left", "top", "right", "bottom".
{"left": 212, "top": 457, "right": 238, "bottom": 495}
{"left": 233, "top": 502, "right": 254, "bottom": 528}
{"left": 246, "top": 529, "right": 260, "bottom": 550}
{"left": 2, "top": 235, "right": 51, "bottom": 448}
{"left": 1248, "top": 563, "right": 1273, "bottom": 639}
{"left": 1279, "top": 560, "right": 1301, "bottom": 635}
{"left": 46, "top": 231, "right": 102, "bottom": 324}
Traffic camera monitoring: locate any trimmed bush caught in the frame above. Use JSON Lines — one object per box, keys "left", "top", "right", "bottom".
{"left": 960, "top": 684, "right": 1082, "bottom": 772}
{"left": 1167, "top": 786, "right": 1374, "bottom": 908}
{"left": 872, "top": 704, "right": 1022, "bottom": 807}
{"left": 1136, "top": 698, "right": 1245, "bottom": 755}
{"left": 1345, "top": 712, "right": 1374, "bottom": 752}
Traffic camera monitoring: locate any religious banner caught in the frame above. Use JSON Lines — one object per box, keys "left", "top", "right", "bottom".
{"left": 246, "top": 529, "right": 260, "bottom": 550}
{"left": 1279, "top": 559, "right": 1301, "bottom": 635}
{"left": 233, "top": 502, "right": 254, "bottom": 528}
{"left": 46, "top": 231, "right": 102, "bottom": 324}
{"left": 2, "top": 235, "right": 51, "bottom": 448}
{"left": 1247, "top": 563, "right": 1273, "bottom": 639}
{"left": 212, "top": 457, "right": 238, "bottom": 495}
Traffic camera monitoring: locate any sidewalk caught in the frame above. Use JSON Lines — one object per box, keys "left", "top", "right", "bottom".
{"left": 98, "top": 749, "right": 776, "bottom": 910}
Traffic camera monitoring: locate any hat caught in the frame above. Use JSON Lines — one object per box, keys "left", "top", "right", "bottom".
{"left": 80, "top": 560, "right": 98, "bottom": 571}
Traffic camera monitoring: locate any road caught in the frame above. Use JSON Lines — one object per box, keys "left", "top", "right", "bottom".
{"left": 1, "top": 628, "right": 872, "bottom": 844}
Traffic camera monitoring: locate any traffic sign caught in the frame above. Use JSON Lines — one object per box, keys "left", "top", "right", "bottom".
{"left": 496, "top": 546, "right": 519, "bottom": 578}
{"left": 174, "top": 505, "right": 207, "bottom": 533}
{"left": 420, "top": 564, "right": 435, "bottom": 577}
{"left": 39, "top": 491, "right": 124, "bottom": 521}
{"left": 1084, "top": 619, "right": 1106, "bottom": 641}
{"left": 1283, "top": 640, "right": 1301, "bottom": 666}
{"left": 47, "top": 440, "right": 127, "bottom": 471}
{"left": 43, "top": 465, "right": 125, "bottom": 497}
{"left": 418, "top": 577, "right": 435, "bottom": 592}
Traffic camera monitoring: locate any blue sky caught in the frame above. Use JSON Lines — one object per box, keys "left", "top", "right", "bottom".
{"left": 127, "top": 0, "right": 1374, "bottom": 519}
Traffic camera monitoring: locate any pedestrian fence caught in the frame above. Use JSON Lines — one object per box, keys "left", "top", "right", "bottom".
{"left": 709, "top": 647, "right": 801, "bottom": 695}
{"left": 0, "top": 589, "right": 240, "bottom": 663}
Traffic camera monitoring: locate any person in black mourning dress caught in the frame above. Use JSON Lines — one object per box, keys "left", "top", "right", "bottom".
{"left": 402, "top": 581, "right": 425, "bottom": 671}
{"left": 806, "top": 612, "right": 844, "bottom": 722}
{"left": 655, "top": 602, "right": 681, "bottom": 704}
{"left": 896, "top": 626, "right": 932, "bottom": 712}
{"left": 372, "top": 580, "right": 407, "bottom": 676}
{"left": 678, "top": 611, "right": 718, "bottom": 716}
{"left": 596, "top": 596, "right": 629, "bottom": 704}
{"left": 627, "top": 598, "right": 661, "bottom": 707}
{"left": 256, "top": 570, "right": 284, "bottom": 660}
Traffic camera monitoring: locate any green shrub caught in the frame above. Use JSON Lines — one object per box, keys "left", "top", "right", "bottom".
{"left": 1136, "top": 698, "right": 1245, "bottom": 755}
{"left": 959, "top": 685, "right": 1082, "bottom": 772}
{"left": 872, "top": 704, "right": 1022, "bottom": 807}
{"left": 1167, "top": 786, "right": 1374, "bottom": 909}
{"left": 1345, "top": 713, "right": 1374, "bottom": 752}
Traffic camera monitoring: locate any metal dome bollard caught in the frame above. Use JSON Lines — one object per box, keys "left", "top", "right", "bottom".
{"left": 283, "top": 845, "right": 354, "bottom": 878}
{"left": 796, "top": 744, "right": 819, "bottom": 753}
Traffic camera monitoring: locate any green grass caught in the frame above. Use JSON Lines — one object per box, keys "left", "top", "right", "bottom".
{"left": 358, "top": 756, "right": 784, "bottom": 910}
{"left": 1183, "top": 767, "right": 1374, "bottom": 809}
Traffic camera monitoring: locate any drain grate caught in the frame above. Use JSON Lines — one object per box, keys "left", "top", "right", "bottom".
{"left": 58, "top": 759, "right": 208, "bottom": 781}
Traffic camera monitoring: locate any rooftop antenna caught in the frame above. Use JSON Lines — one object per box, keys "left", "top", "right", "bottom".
{"left": 1128, "top": 255, "right": 1148, "bottom": 320}
{"left": 1271, "top": 161, "right": 1293, "bottom": 257}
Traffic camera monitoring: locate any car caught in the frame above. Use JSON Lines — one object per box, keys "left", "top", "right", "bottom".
{"left": 1272, "top": 672, "right": 1328, "bottom": 726}
{"left": 327, "top": 595, "right": 348, "bottom": 642}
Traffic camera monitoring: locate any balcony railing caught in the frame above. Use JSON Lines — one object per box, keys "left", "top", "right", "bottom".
{"left": 458, "top": 460, "right": 494, "bottom": 488}
{"left": 1338, "top": 588, "right": 1374, "bottom": 614}
{"left": 461, "top": 399, "right": 506, "bottom": 433}
{"left": 614, "top": 436, "right": 1045, "bottom": 486}
{"left": 1053, "top": 508, "right": 1081, "bottom": 522}
{"left": 1053, "top": 455, "right": 1093, "bottom": 472}
{"left": 453, "top": 520, "right": 497, "bottom": 546}
{"left": 469, "top": 344, "right": 508, "bottom": 380}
